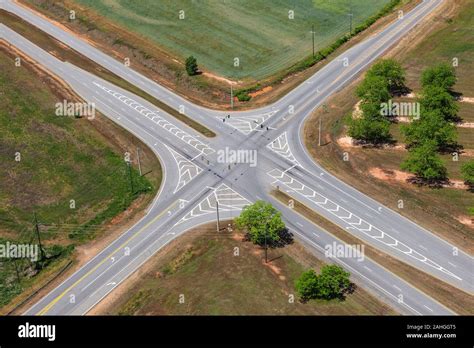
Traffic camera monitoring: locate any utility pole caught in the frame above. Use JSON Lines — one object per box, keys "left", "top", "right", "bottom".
{"left": 13, "top": 258, "right": 21, "bottom": 284}
{"left": 230, "top": 85, "right": 234, "bottom": 110}
{"left": 311, "top": 24, "right": 315, "bottom": 58}
{"left": 34, "top": 212, "right": 45, "bottom": 261}
{"left": 136, "top": 147, "right": 142, "bottom": 176}
{"left": 127, "top": 161, "right": 134, "bottom": 193}
{"left": 318, "top": 115, "right": 322, "bottom": 146}
{"left": 216, "top": 200, "right": 220, "bottom": 232}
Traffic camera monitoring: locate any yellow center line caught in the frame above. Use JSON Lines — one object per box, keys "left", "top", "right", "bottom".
{"left": 37, "top": 199, "right": 179, "bottom": 315}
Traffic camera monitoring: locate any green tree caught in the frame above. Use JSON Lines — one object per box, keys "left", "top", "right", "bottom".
{"left": 421, "top": 63, "right": 457, "bottom": 91}
{"left": 235, "top": 201, "right": 286, "bottom": 246}
{"left": 367, "top": 59, "right": 406, "bottom": 92}
{"left": 316, "top": 265, "right": 352, "bottom": 300}
{"left": 401, "top": 110, "right": 457, "bottom": 151}
{"left": 185, "top": 56, "right": 198, "bottom": 76}
{"left": 401, "top": 140, "right": 447, "bottom": 182}
{"left": 356, "top": 75, "right": 391, "bottom": 104}
{"left": 461, "top": 160, "right": 474, "bottom": 187}
{"left": 420, "top": 85, "right": 459, "bottom": 122}
{"left": 295, "top": 265, "right": 352, "bottom": 301}
{"left": 295, "top": 269, "right": 319, "bottom": 301}
{"left": 359, "top": 98, "right": 387, "bottom": 119}
{"left": 347, "top": 115, "right": 391, "bottom": 144}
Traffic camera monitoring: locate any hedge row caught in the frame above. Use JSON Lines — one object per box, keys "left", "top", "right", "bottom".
{"left": 289, "top": 0, "right": 401, "bottom": 75}
{"left": 236, "top": 0, "right": 402, "bottom": 102}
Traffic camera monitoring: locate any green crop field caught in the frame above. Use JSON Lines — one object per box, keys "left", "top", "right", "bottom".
{"left": 73, "top": 0, "right": 392, "bottom": 80}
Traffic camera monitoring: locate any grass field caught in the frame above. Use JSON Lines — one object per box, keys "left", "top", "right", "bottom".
{"left": 72, "top": 0, "right": 391, "bottom": 80}
{"left": 304, "top": 0, "right": 474, "bottom": 252}
{"left": 98, "top": 223, "right": 395, "bottom": 315}
{"left": 0, "top": 45, "right": 160, "bottom": 307}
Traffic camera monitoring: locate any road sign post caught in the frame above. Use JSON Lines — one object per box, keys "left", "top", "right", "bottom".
{"left": 216, "top": 200, "right": 220, "bottom": 232}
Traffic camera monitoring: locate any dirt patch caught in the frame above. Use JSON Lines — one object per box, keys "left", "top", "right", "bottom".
{"left": 369, "top": 167, "right": 470, "bottom": 190}
{"left": 369, "top": 167, "right": 412, "bottom": 183}
{"left": 337, "top": 136, "right": 405, "bottom": 151}
{"left": 446, "top": 180, "right": 470, "bottom": 190}
{"left": 461, "top": 149, "right": 474, "bottom": 156}
{"left": 337, "top": 136, "right": 354, "bottom": 148}
{"left": 460, "top": 97, "right": 474, "bottom": 104}
{"left": 202, "top": 71, "right": 240, "bottom": 85}
{"left": 457, "top": 216, "right": 474, "bottom": 228}
{"left": 249, "top": 86, "right": 273, "bottom": 98}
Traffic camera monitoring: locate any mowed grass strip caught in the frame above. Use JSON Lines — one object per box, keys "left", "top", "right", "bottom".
{"left": 100, "top": 223, "right": 396, "bottom": 315}
{"left": 272, "top": 190, "right": 474, "bottom": 315}
{"left": 0, "top": 9, "right": 215, "bottom": 137}
{"left": 72, "top": 0, "right": 391, "bottom": 80}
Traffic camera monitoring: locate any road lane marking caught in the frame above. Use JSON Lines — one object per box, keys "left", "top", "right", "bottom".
{"left": 267, "top": 168, "right": 462, "bottom": 281}
{"left": 36, "top": 199, "right": 179, "bottom": 315}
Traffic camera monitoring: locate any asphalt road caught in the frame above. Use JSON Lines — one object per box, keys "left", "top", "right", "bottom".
{"left": 0, "top": 0, "right": 471, "bottom": 315}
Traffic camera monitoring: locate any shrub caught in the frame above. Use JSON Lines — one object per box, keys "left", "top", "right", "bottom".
{"left": 185, "top": 56, "right": 198, "bottom": 76}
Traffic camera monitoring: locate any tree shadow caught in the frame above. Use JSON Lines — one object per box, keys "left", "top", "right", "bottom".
{"left": 451, "top": 90, "right": 463, "bottom": 101}
{"left": 393, "top": 85, "right": 412, "bottom": 97}
{"left": 271, "top": 228, "right": 294, "bottom": 248}
{"left": 406, "top": 176, "right": 448, "bottom": 189}
{"left": 268, "top": 255, "right": 284, "bottom": 263}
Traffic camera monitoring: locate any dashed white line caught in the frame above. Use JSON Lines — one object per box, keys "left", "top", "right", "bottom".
{"left": 423, "top": 305, "right": 434, "bottom": 313}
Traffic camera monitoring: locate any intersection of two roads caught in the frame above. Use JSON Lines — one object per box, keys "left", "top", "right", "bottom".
{"left": 0, "top": 0, "right": 471, "bottom": 315}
